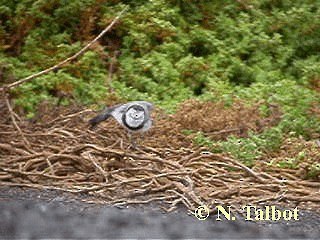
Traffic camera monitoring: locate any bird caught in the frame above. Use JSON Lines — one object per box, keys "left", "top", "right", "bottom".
{"left": 89, "top": 101, "right": 154, "bottom": 147}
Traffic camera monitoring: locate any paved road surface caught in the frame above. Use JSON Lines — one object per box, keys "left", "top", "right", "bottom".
{"left": 0, "top": 187, "right": 319, "bottom": 239}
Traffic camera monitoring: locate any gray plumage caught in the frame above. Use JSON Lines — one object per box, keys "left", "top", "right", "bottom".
{"left": 89, "top": 101, "right": 154, "bottom": 133}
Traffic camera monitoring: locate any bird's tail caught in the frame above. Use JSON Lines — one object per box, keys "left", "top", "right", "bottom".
{"left": 88, "top": 111, "right": 111, "bottom": 130}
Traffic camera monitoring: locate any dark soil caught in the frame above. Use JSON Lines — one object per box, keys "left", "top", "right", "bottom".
{"left": 0, "top": 186, "right": 319, "bottom": 239}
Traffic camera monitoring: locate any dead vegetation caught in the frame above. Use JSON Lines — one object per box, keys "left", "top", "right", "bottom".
{"left": 174, "top": 99, "right": 282, "bottom": 140}
{"left": 0, "top": 99, "right": 319, "bottom": 214}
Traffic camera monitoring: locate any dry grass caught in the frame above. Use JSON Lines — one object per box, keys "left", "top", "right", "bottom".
{"left": 174, "top": 99, "right": 282, "bottom": 140}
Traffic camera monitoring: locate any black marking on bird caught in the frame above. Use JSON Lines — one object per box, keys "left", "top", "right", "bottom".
{"left": 89, "top": 101, "right": 154, "bottom": 147}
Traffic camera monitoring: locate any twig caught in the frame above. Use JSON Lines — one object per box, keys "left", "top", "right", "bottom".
{"left": 78, "top": 143, "right": 182, "bottom": 169}
{"left": 46, "top": 109, "right": 93, "bottom": 126}
{"left": 83, "top": 151, "right": 109, "bottom": 182}
{"left": 112, "top": 195, "right": 177, "bottom": 206}
{"left": 4, "top": 96, "right": 33, "bottom": 152}
{"left": 1, "top": 104, "right": 320, "bottom": 213}
{"left": 0, "top": 6, "right": 129, "bottom": 92}
{"left": 0, "top": 143, "right": 30, "bottom": 156}
{"left": 204, "top": 128, "right": 241, "bottom": 137}
{"left": 213, "top": 154, "right": 266, "bottom": 183}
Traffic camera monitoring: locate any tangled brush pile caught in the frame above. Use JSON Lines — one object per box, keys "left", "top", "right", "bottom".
{"left": 0, "top": 100, "right": 319, "bottom": 213}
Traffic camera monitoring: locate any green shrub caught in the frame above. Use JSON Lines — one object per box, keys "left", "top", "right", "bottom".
{"left": 0, "top": 0, "right": 319, "bottom": 142}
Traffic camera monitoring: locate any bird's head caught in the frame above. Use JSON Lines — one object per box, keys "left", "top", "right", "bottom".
{"left": 123, "top": 104, "right": 146, "bottom": 129}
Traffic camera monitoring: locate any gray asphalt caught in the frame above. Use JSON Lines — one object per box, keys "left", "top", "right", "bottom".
{"left": 0, "top": 187, "right": 319, "bottom": 239}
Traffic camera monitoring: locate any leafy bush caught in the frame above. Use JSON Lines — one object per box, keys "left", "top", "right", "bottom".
{"left": 1, "top": 0, "right": 320, "bottom": 163}
{"left": 192, "top": 127, "right": 284, "bottom": 167}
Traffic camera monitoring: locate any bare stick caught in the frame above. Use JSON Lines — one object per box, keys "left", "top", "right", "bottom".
{"left": 0, "top": 6, "right": 128, "bottom": 92}
{"left": 212, "top": 153, "right": 265, "bottom": 183}
{"left": 4, "top": 96, "right": 33, "bottom": 152}
{"left": 84, "top": 151, "right": 109, "bottom": 183}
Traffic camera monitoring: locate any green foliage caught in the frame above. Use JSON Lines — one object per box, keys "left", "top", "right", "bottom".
{"left": 1, "top": 0, "right": 320, "bottom": 165}
{"left": 307, "top": 162, "right": 320, "bottom": 179}
{"left": 8, "top": 50, "right": 108, "bottom": 115}
{"left": 219, "top": 128, "right": 284, "bottom": 166}
{"left": 275, "top": 158, "right": 300, "bottom": 169}
{"left": 191, "top": 127, "right": 283, "bottom": 167}
{"left": 193, "top": 131, "right": 214, "bottom": 148}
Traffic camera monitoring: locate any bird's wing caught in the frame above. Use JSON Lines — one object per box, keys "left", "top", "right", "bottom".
{"left": 89, "top": 104, "right": 122, "bottom": 129}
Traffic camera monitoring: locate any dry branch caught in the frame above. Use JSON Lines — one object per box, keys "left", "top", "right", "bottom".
{"left": 0, "top": 6, "right": 128, "bottom": 93}
{"left": 0, "top": 103, "right": 319, "bottom": 213}
{"left": 4, "top": 96, "right": 33, "bottom": 152}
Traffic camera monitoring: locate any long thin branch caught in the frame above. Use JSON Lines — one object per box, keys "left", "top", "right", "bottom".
{"left": 0, "top": 6, "right": 128, "bottom": 92}
{"left": 4, "top": 95, "right": 33, "bottom": 152}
